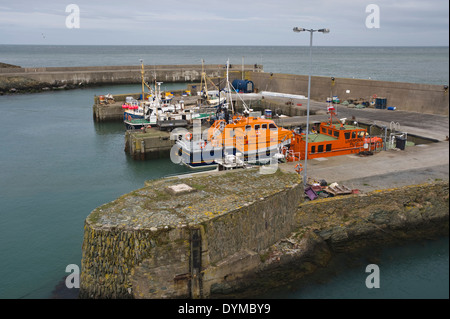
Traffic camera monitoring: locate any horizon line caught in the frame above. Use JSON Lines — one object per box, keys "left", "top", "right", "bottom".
{"left": 0, "top": 44, "right": 449, "bottom": 48}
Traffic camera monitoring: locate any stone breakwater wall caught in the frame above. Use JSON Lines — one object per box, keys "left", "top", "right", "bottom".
{"left": 79, "top": 174, "right": 449, "bottom": 299}
{"left": 80, "top": 222, "right": 192, "bottom": 299}
{"left": 79, "top": 169, "right": 303, "bottom": 299}
{"left": 0, "top": 64, "right": 261, "bottom": 94}
{"left": 235, "top": 181, "right": 449, "bottom": 297}
{"left": 246, "top": 71, "right": 450, "bottom": 116}
{"left": 297, "top": 182, "right": 449, "bottom": 252}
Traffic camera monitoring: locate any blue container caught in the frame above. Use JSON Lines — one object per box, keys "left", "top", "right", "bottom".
{"left": 231, "top": 79, "right": 254, "bottom": 93}
{"left": 375, "top": 97, "right": 387, "bottom": 109}
{"left": 265, "top": 109, "right": 272, "bottom": 119}
{"left": 387, "top": 106, "right": 396, "bottom": 111}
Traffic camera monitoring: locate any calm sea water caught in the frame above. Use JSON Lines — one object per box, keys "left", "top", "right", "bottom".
{"left": 0, "top": 45, "right": 448, "bottom": 85}
{"left": 0, "top": 46, "right": 448, "bottom": 300}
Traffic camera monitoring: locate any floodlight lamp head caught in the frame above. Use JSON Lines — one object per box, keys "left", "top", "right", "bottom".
{"left": 293, "top": 27, "right": 305, "bottom": 32}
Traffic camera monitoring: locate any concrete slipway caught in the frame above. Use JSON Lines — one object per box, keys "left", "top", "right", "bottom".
{"left": 278, "top": 99, "right": 449, "bottom": 193}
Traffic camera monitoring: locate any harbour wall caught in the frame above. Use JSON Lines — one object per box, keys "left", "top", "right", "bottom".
{"left": 79, "top": 168, "right": 449, "bottom": 299}
{"left": 246, "top": 71, "right": 449, "bottom": 116}
{"left": 2, "top": 62, "right": 448, "bottom": 117}
{"left": 0, "top": 64, "right": 261, "bottom": 93}
{"left": 124, "top": 129, "right": 174, "bottom": 160}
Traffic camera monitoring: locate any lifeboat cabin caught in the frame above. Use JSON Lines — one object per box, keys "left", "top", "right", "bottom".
{"left": 287, "top": 107, "right": 383, "bottom": 161}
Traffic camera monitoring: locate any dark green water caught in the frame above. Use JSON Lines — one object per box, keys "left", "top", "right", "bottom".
{"left": 0, "top": 84, "right": 193, "bottom": 298}
{"left": 257, "top": 238, "right": 449, "bottom": 299}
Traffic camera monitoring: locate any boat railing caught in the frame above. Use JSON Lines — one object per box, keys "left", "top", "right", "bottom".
{"left": 362, "top": 134, "right": 385, "bottom": 153}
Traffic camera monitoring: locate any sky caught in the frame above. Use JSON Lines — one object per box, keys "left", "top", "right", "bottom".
{"left": 0, "top": 0, "right": 448, "bottom": 46}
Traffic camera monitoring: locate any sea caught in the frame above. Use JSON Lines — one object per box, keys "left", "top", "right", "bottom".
{"left": 0, "top": 45, "right": 448, "bottom": 300}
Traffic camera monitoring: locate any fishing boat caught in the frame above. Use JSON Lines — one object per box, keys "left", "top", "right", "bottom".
{"left": 174, "top": 60, "right": 293, "bottom": 168}
{"left": 123, "top": 61, "right": 215, "bottom": 130}
{"left": 285, "top": 99, "right": 383, "bottom": 161}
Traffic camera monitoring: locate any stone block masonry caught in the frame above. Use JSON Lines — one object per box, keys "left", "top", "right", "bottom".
{"left": 80, "top": 169, "right": 303, "bottom": 298}
{"left": 124, "top": 129, "right": 174, "bottom": 160}
{"left": 296, "top": 182, "right": 449, "bottom": 252}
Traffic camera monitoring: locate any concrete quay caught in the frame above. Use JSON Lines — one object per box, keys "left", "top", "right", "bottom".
{"left": 277, "top": 98, "right": 449, "bottom": 193}
{"left": 272, "top": 99, "right": 449, "bottom": 142}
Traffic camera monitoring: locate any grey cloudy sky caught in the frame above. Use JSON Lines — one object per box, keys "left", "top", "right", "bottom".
{"left": 0, "top": 0, "right": 448, "bottom": 46}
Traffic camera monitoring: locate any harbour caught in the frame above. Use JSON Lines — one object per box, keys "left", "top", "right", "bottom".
{"left": 0, "top": 45, "right": 448, "bottom": 300}
{"left": 82, "top": 63, "right": 449, "bottom": 298}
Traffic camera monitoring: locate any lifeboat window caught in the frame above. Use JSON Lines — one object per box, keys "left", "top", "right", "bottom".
{"left": 261, "top": 124, "right": 267, "bottom": 129}
{"left": 358, "top": 131, "right": 365, "bottom": 138}
{"left": 318, "top": 145, "right": 324, "bottom": 153}
{"left": 269, "top": 123, "right": 277, "bottom": 130}
{"left": 322, "top": 127, "right": 326, "bottom": 133}
{"left": 254, "top": 124, "right": 260, "bottom": 131}
{"left": 334, "top": 131, "right": 339, "bottom": 138}
{"left": 326, "top": 144, "right": 331, "bottom": 152}
{"left": 352, "top": 131, "right": 356, "bottom": 139}
{"left": 345, "top": 132, "right": 350, "bottom": 139}
{"left": 311, "top": 146, "right": 316, "bottom": 153}
{"left": 328, "top": 129, "right": 332, "bottom": 135}
{"left": 245, "top": 125, "right": 251, "bottom": 131}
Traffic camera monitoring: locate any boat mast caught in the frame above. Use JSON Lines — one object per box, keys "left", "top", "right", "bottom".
{"left": 140, "top": 59, "right": 145, "bottom": 104}
{"left": 140, "top": 59, "right": 147, "bottom": 119}
{"left": 326, "top": 97, "right": 336, "bottom": 125}
{"left": 201, "top": 59, "right": 208, "bottom": 98}
{"left": 226, "top": 59, "right": 234, "bottom": 115}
